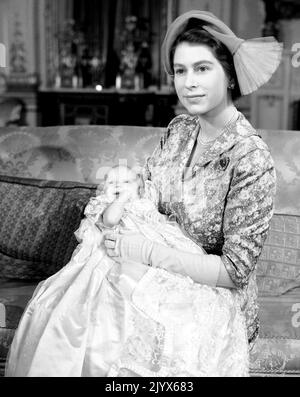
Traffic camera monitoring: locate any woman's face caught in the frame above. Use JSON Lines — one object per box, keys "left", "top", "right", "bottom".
{"left": 173, "top": 42, "right": 231, "bottom": 117}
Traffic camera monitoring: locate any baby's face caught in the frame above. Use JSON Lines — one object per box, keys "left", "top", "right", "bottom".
{"left": 105, "top": 166, "right": 140, "bottom": 200}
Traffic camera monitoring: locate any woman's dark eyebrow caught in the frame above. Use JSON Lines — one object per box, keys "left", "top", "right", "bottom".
{"left": 173, "top": 60, "right": 214, "bottom": 67}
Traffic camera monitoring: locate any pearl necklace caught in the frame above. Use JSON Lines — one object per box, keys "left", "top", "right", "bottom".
{"left": 198, "top": 109, "right": 239, "bottom": 147}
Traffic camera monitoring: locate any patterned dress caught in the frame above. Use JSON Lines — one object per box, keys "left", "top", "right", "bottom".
{"left": 144, "top": 112, "right": 277, "bottom": 345}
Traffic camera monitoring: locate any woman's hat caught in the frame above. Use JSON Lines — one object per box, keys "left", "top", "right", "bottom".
{"left": 162, "top": 10, "right": 283, "bottom": 95}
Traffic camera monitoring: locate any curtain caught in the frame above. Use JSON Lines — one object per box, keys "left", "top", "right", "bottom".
{"left": 112, "top": 0, "right": 177, "bottom": 87}
{"left": 44, "top": 0, "right": 73, "bottom": 86}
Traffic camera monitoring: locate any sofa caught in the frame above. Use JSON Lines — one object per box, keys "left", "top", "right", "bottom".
{"left": 0, "top": 124, "right": 299, "bottom": 377}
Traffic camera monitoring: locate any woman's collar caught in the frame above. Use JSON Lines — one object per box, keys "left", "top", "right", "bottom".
{"left": 191, "top": 112, "right": 260, "bottom": 167}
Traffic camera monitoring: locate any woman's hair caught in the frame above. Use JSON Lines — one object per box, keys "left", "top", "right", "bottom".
{"left": 170, "top": 26, "right": 241, "bottom": 101}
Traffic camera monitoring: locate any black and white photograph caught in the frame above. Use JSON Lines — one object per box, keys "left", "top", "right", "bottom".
{"left": 0, "top": 0, "right": 300, "bottom": 380}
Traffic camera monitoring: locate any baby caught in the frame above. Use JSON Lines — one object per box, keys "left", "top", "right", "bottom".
{"left": 86, "top": 164, "right": 206, "bottom": 278}
{"left": 98, "top": 164, "right": 158, "bottom": 227}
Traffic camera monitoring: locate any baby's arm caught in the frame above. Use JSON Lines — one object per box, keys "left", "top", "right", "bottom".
{"left": 102, "top": 191, "right": 131, "bottom": 228}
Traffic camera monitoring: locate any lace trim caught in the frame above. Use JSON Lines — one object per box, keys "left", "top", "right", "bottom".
{"left": 109, "top": 267, "right": 249, "bottom": 377}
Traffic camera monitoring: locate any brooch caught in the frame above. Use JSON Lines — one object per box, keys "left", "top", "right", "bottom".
{"left": 218, "top": 156, "right": 230, "bottom": 171}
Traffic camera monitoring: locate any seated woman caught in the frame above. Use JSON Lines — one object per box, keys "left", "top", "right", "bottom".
{"left": 6, "top": 10, "right": 281, "bottom": 377}
{"left": 104, "top": 9, "right": 281, "bottom": 375}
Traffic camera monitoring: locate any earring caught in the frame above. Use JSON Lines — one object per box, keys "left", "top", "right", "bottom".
{"left": 228, "top": 81, "right": 235, "bottom": 90}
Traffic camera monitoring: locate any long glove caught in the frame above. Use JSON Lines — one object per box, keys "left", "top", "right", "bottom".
{"left": 117, "top": 234, "right": 221, "bottom": 287}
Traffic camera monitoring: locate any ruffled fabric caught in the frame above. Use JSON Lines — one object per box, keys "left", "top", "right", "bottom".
{"left": 232, "top": 37, "right": 283, "bottom": 95}
{"left": 109, "top": 267, "right": 249, "bottom": 377}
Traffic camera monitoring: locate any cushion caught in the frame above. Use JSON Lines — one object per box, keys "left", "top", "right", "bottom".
{"left": 250, "top": 337, "right": 300, "bottom": 376}
{"left": 0, "top": 174, "right": 96, "bottom": 280}
{"left": 257, "top": 214, "right": 300, "bottom": 296}
{"left": 250, "top": 213, "right": 300, "bottom": 375}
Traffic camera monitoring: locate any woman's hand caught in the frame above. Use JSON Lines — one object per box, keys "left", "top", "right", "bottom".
{"left": 103, "top": 230, "right": 227, "bottom": 287}
{"left": 103, "top": 230, "right": 154, "bottom": 265}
